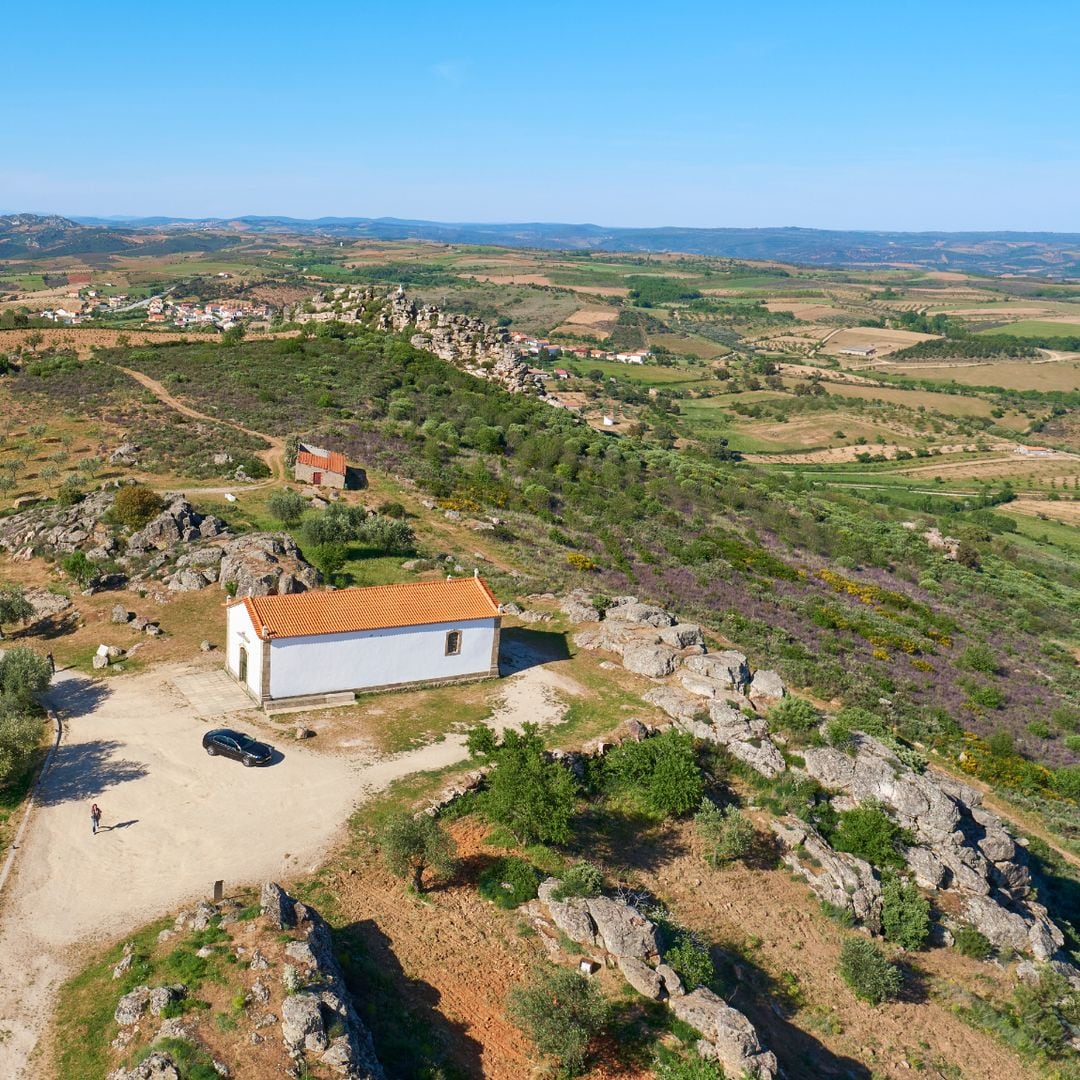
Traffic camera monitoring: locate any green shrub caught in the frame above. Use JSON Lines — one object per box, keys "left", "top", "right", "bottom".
{"left": 507, "top": 965, "right": 608, "bottom": 1076}
{"left": 664, "top": 935, "right": 714, "bottom": 991}
{"left": 483, "top": 724, "right": 577, "bottom": 845}
{"left": 958, "top": 643, "right": 1000, "bottom": 675}
{"left": 653, "top": 1047, "right": 727, "bottom": 1079}
{"left": 693, "top": 799, "right": 754, "bottom": 866}
{"left": 1051, "top": 705, "right": 1080, "bottom": 733}
{"left": 551, "top": 861, "right": 603, "bottom": 901}
{"left": 1051, "top": 765, "right": 1080, "bottom": 802}
{"left": 478, "top": 856, "right": 539, "bottom": 909}
{"left": 829, "top": 801, "right": 912, "bottom": 870}
{"left": 602, "top": 730, "right": 703, "bottom": 817}
{"left": 953, "top": 924, "right": 992, "bottom": 959}
{"left": 110, "top": 484, "right": 165, "bottom": 530}
{"left": 61, "top": 550, "right": 98, "bottom": 588}
{"left": 1026, "top": 720, "right": 1052, "bottom": 739}
{"left": 0, "top": 588, "right": 36, "bottom": 637}
{"left": 267, "top": 488, "right": 307, "bottom": 527}
{"left": 767, "top": 696, "right": 821, "bottom": 737}
{"left": 838, "top": 938, "right": 903, "bottom": 1004}
{"left": 379, "top": 811, "right": 458, "bottom": 893}
{"left": 1065, "top": 735, "right": 1080, "bottom": 754}
{"left": 881, "top": 877, "right": 931, "bottom": 950}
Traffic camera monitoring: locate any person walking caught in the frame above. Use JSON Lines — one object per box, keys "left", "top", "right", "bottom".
{"left": 47, "top": 652, "right": 55, "bottom": 675}
{"left": 91, "top": 803, "right": 102, "bottom": 835}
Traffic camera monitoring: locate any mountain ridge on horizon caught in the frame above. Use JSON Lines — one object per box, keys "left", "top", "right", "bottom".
{"left": 4, "top": 211, "right": 1080, "bottom": 277}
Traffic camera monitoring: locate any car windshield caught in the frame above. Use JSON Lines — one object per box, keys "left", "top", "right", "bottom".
{"left": 235, "top": 734, "right": 262, "bottom": 750}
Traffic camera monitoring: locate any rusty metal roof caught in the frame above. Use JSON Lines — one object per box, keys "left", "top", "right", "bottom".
{"left": 296, "top": 449, "right": 347, "bottom": 475}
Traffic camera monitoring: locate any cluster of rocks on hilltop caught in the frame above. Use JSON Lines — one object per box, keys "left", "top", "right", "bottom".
{"left": 0, "top": 487, "right": 319, "bottom": 599}
{"left": 290, "top": 285, "right": 551, "bottom": 399}
{"left": 568, "top": 590, "right": 788, "bottom": 779}
{"left": 554, "top": 589, "right": 1077, "bottom": 972}
{"left": 524, "top": 879, "right": 777, "bottom": 1079}
{"left": 109, "top": 883, "right": 384, "bottom": 1080}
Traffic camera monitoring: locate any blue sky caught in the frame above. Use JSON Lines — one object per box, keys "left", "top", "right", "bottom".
{"left": 3, "top": 1, "right": 1077, "bottom": 230}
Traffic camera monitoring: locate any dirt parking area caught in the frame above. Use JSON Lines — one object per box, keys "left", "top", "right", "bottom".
{"left": 0, "top": 661, "right": 361, "bottom": 1077}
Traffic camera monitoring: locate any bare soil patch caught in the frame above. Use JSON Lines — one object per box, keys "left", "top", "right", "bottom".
{"left": 822, "top": 327, "right": 938, "bottom": 357}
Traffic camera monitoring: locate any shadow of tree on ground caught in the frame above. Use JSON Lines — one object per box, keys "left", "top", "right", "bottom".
{"left": 333, "top": 917, "right": 485, "bottom": 1079}
{"left": 37, "top": 739, "right": 148, "bottom": 807}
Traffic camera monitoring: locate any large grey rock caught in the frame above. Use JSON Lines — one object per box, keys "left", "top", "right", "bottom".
{"left": 111, "top": 603, "right": 132, "bottom": 624}
{"left": 683, "top": 651, "right": 750, "bottom": 689}
{"left": 282, "top": 992, "right": 328, "bottom": 1053}
{"left": 802, "top": 737, "right": 962, "bottom": 845}
{"left": 669, "top": 988, "right": 778, "bottom": 1080}
{"left": 961, "top": 895, "right": 1064, "bottom": 961}
{"left": 260, "top": 880, "right": 296, "bottom": 929}
{"left": 219, "top": 533, "right": 320, "bottom": 597}
{"left": 115, "top": 985, "right": 151, "bottom": 1025}
{"left": 109, "top": 1052, "right": 181, "bottom": 1080}
{"left": 561, "top": 589, "right": 600, "bottom": 623}
{"left": 748, "top": 669, "right": 785, "bottom": 701}
{"left": 537, "top": 880, "right": 597, "bottom": 946}
{"left": 904, "top": 845, "right": 949, "bottom": 890}
{"left": 671, "top": 702, "right": 785, "bottom": 778}
{"left": 659, "top": 623, "right": 705, "bottom": 649}
{"left": 622, "top": 643, "right": 681, "bottom": 679}
{"left": 147, "top": 984, "right": 185, "bottom": 1016}
{"left": 772, "top": 818, "right": 883, "bottom": 931}
{"left": 585, "top": 896, "right": 660, "bottom": 959}
{"left": 606, "top": 601, "right": 677, "bottom": 628}
{"left": 574, "top": 623, "right": 656, "bottom": 656}
{"left": 656, "top": 963, "right": 684, "bottom": 997}
{"left": 643, "top": 686, "right": 701, "bottom": 722}
{"left": 618, "top": 955, "right": 664, "bottom": 999}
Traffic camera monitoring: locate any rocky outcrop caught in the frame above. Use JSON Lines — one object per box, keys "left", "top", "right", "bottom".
{"left": 0, "top": 488, "right": 116, "bottom": 558}
{"left": 529, "top": 880, "right": 775, "bottom": 1078}
{"left": 802, "top": 734, "right": 1064, "bottom": 960}
{"left": 126, "top": 496, "right": 227, "bottom": 554}
{"left": 683, "top": 651, "right": 749, "bottom": 689}
{"left": 260, "top": 880, "right": 297, "bottom": 929}
{"left": 771, "top": 817, "right": 883, "bottom": 932}
{"left": 295, "top": 286, "right": 549, "bottom": 399}
{"left": 109, "top": 1052, "right": 181, "bottom": 1080}
{"left": 622, "top": 642, "right": 681, "bottom": 679}
{"left": 748, "top": 669, "right": 785, "bottom": 702}
{"left": 669, "top": 988, "right": 778, "bottom": 1080}
{"left": 561, "top": 588, "right": 600, "bottom": 623}
{"left": 265, "top": 882, "right": 385, "bottom": 1079}
{"left": 218, "top": 533, "right": 320, "bottom": 597}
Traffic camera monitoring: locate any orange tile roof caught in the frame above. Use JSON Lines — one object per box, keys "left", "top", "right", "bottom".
{"left": 234, "top": 576, "right": 500, "bottom": 640}
{"left": 296, "top": 449, "right": 347, "bottom": 475}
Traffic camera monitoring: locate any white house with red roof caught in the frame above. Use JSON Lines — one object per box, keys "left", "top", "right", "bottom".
{"left": 225, "top": 576, "right": 501, "bottom": 708}
{"left": 293, "top": 441, "right": 348, "bottom": 488}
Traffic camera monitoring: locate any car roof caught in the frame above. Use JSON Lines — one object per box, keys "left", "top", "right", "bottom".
{"left": 208, "top": 728, "right": 244, "bottom": 739}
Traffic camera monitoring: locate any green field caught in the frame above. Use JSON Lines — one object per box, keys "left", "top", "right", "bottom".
{"left": 977, "top": 319, "right": 1080, "bottom": 338}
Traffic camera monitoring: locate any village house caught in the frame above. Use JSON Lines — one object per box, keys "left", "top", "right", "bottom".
{"left": 293, "top": 441, "right": 348, "bottom": 488}
{"left": 225, "top": 576, "right": 501, "bottom": 707}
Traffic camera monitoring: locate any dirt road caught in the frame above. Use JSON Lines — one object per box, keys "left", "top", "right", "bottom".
{"left": 119, "top": 366, "right": 286, "bottom": 484}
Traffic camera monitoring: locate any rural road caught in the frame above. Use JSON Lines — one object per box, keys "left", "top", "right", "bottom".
{"left": 0, "top": 641, "right": 568, "bottom": 1077}
{"left": 119, "top": 366, "right": 286, "bottom": 484}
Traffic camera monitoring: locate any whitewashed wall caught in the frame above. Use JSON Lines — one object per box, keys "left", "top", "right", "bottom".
{"left": 225, "top": 602, "right": 265, "bottom": 699}
{"left": 267, "top": 617, "right": 497, "bottom": 699}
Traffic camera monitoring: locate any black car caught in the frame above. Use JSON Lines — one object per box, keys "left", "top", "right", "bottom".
{"left": 202, "top": 728, "right": 274, "bottom": 767}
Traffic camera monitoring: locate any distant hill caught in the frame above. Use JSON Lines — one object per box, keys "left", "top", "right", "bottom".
{"left": 0, "top": 213, "right": 136, "bottom": 258}
{"left": 0, "top": 214, "right": 239, "bottom": 260}
{"left": 3, "top": 212, "right": 1077, "bottom": 276}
